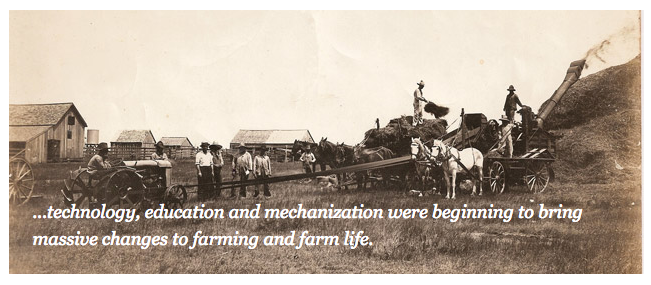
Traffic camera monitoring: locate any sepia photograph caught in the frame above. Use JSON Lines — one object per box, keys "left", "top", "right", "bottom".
{"left": 6, "top": 10, "right": 643, "bottom": 274}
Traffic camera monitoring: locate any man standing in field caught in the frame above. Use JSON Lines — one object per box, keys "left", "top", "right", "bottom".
{"left": 253, "top": 146, "right": 272, "bottom": 198}
{"left": 232, "top": 143, "right": 253, "bottom": 198}
{"left": 503, "top": 85, "right": 523, "bottom": 122}
{"left": 300, "top": 146, "right": 316, "bottom": 182}
{"left": 210, "top": 141, "right": 224, "bottom": 198}
{"left": 413, "top": 80, "right": 428, "bottom": 126}
{"left": 195, "top": 142, "right": 214, "bottom": 201}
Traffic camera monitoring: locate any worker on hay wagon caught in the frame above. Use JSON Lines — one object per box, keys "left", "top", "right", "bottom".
{"left": 232, "top": 142, "right": 253, "bottom": 198}
{"left": 151, "top": 141, "right": 169, "bottom": 161}
{"left": 503, "top": 85, "right": 524, "bottom": 122}
{"left": 498, "top": 115, "right": 515, "bottom": 158}
{"left": 210, "top": 141, "right": 224, "bottom": 198}
{"left": 413, "top": 80, "right": 429, "bottom": 126}
{"left": 195, "top": 142, "right": 214, "bottom": 201}
{"left": 253, "top": 145, "right": 272, "bottom": 198}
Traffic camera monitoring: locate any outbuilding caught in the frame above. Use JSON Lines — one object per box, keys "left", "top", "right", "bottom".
{"left": 9, "top": 103, "right": 88, "bottom": 163}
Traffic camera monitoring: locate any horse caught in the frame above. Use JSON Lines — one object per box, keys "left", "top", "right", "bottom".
{"left": 334, "top": 143, "right": 394, "bottom": 190}
{"left": 317, "top": 138, "right": 350, "bottom": 188}
{"left": 292, "top": 139, "right": 325, "bottom": 172}
{"left": 409, "top": 137, "right": 442, "bottom": 195}
{"left": 354, "top": 146, "right": 395, "bottom": 190}
{"left": 430, "top": 139, "right": 484, "bottom": 199}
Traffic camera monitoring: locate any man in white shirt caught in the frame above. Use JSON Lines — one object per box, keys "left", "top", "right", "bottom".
{"left": 300, "top": 146, "right": 317, "bottom": 182}
{"left": 413, "top": 80, "right": 428, "bottom": 126}
{"left": 195, "top": 142, "right": 213, "bottom": 201}
{"left": 498, "top": 116, "right": 515, "bottom": 158}
{"left": 232, "top": 142, "right": 253, "bottom": 198}
{"left": 253, "top": 146, "right": 272, "bottom": 198}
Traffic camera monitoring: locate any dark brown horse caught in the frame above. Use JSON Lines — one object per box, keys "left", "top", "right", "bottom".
{"left": 334, "top": 143, "right": 395, "bottom": 190}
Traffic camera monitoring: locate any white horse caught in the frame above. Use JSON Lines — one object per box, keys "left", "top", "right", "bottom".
{"left": 430, "top": 139, "right": 484, "bottom": 199}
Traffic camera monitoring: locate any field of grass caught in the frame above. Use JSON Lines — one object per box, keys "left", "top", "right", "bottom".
{"left": 9, "top": 160, "right": 642, "bottom": 273}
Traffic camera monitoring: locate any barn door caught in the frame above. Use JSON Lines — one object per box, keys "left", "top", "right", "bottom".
{"left": 47, "top": 139, "right": 60, "bottom": 162}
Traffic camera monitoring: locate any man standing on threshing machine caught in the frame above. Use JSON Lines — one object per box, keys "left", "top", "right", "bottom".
{"left": 151, "top": 141, "right": 169, "bottom": 161}
{"left": 210, "top": 141, "right": 224, "bottom": 198}
{"left": 195, "top": 142, "right": 214, "bottom": 201}
{"left": 232, "top": 142, "right": 253, "bottom": 198}
{"left": 253, "top": 146, "right": 272, "bottom": 198}
{"left": 413, "top": 80, "right": 429, "bottom": 126}
{"left": 503, "top": 85, "right": 523, "bottom": 122}
{"left": 498, "top": 115, "right": 515, "bottom": 158}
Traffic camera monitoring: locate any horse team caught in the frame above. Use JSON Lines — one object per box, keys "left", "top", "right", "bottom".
{"left": 292, "top": 136, "right": 484, "bottom": 200}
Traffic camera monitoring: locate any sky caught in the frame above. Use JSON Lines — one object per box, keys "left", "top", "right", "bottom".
{"left": 8, "top": 11, "right": 641, "bottom": 147}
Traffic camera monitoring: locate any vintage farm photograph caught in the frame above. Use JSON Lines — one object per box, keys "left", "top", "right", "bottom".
{"left": 8, "top": 11, "right": 642, "bottom": 274}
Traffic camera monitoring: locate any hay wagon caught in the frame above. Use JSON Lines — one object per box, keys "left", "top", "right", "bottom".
{"left": 62, "top": 160, "right": 187, "bottom": 209}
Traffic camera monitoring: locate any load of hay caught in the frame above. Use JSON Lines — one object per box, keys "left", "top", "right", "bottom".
{"left": 363, "top": 116, "right": 448, "bottom": 156}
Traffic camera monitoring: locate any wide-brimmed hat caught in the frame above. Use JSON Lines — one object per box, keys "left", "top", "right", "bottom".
{"left": 238, "top": 142, "right": 246, "bottom": 148}
{"left": 507, "top": 85, "right": 516, "bottom": 91}
{"left": 200, "top": 142, "right": 210, "bottom": 148}
{"left": 210, "top": 141, "right": 222, "bottom": 149}
{"left": 417, "top": 80, "right": 425, "bottom": 86}
{"left": 97, "top": 142, "right": 109, "bottom": 151}
{"left": 499, "top": 115, "right": 510, "bottom": 122}
{"left": 155, "top": 141, "right": 165, "bottom": 148}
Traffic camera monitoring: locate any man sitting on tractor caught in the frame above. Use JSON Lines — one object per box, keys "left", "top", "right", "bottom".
{"left": 88, "top": 142, "right": 112, "bottom": 176}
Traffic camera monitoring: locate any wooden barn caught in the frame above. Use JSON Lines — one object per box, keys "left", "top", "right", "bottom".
{"left": 230, "top": 129, "right": 314, "bottom": 150}
{"left": 159, "top": 137, "right": 194, "bottom": 159}
{"left": 9, "top": 103, "right": 88, "bottom": 163}
{"left": 111, "top": 130, "right": 156, "bottom": 160}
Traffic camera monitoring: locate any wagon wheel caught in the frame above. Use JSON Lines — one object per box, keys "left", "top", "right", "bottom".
{"left": 164, "top": 185, "right": 187, "bottom": 209}
{"left": 102, "top": 170, "right": 145, "bottom": 209}
{"left": 488, "top": 161, "right": 506, "bottom": 194}
{"left": 9, "top": 158, "right": 35, "bottom": 206}
{"left": 525, "top": 161, "right": 551, "bottom": 194}
{"left": 67, "top": 170, "right": 93, "bottom": 208}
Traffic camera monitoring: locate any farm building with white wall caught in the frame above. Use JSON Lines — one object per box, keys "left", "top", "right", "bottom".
{"left": 9, "top": 103, "right": 88, "bottom": 163}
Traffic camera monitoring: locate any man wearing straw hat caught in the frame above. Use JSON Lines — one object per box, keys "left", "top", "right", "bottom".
{"left": 503, "top": 85, "right": 523, "bottom": 122}
{"left": 210, "top": 141, "right": 224, "bottom": 198}
{"left": 413, "top": 80, "right": 429, "bottom": 126}
{"left": 498, "top": 115, "right": 515, "bottom": 158}
{"left": 195, "top": 142, "right": 214, "bottom": 201}
{"left": 152, "top": 141, "right": 169, "bottom": 161}
{"left": 232, "top": 142, "right": 253, "bottom": 198}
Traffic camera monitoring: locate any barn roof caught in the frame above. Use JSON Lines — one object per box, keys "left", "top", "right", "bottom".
{"left": 160, "top": 137, "right": 193, "bottom": 147}
{"left": 113, "top": 130, "right": 156, "bottom": 143}
{"left": 9, "top": 102, "right": 88, "bottom": 127}
{"left": 230, "top": 129, "right": 314, "bottom": 145}
{"left": 8, "top": 126, "right": 50, "bottom": 142}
